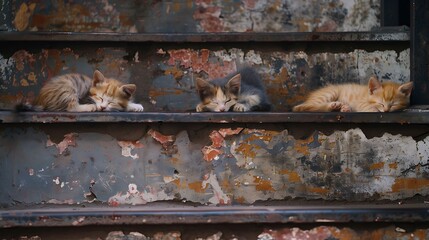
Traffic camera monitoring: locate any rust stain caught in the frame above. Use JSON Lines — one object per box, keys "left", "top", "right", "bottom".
{"left": 307, "top": 186, "right": 329, "bottom": 195}
{"left": 193, "top": 3, "right": 223, "bottom": 32}
{"left": 171, "top": 178, "right": 180, "bottom": 187}
{"left": 294, "top": 134, "right": 315, "bottom": 156}
{"left": 209, "top": 130, "right": 224, "bottom": 148}
{"left": 188, "top": 181, "right": 206, "bottom": 193}
{"left": 166, "top": 49, "right": 236, "bottom": 78}
{"left": 218, "top": 128, "right": 243, "bottom": 137}
{"left": 14, "top": 2, "right": 36, "bottom": 31}
{"left": 148, "top": 129, "right": 175, "bottom": 149}
{"left": 149, "top": 89, "right": 184, "bottom": 98}
{"left": 234, "top": 196, "right": 246, "bottom": 204}
{"left": 201, "top": 146, "right": 223, "bottom": 161}
{"left": 164, "top": 67, "right": 184, "bottom": 80}
{"left": 253, "top": 176, "right": 275, "bottom": 191}
{"left": 388, "top": 163, "right": 398, "bottom": 169}
{"left": 235, "top": 142, "right": 258, "bottom": 158}
{"left": 170, "top": 157, "right": 179, "bottom": 163}
{"left": 370, "top": 162, "right": 384, "bottom": 170}
{"left": 391, "top": 178, "right": 429, "bottom": 192}
{"left": 279, "top": 169, "right": 301, "bottom": 183}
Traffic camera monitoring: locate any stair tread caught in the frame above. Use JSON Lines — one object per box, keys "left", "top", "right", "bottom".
{"left": 0, "top": 28, "right": 410, "bottom": 42}
{"left": 1, "top": 108, "right": 429, "bottom": 124}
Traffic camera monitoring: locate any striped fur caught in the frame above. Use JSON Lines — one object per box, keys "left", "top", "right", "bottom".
{"left": 28, "top": 70, "right": 143, "bottom": 112}
{"left": 293, "top": 77, "right": 413, "bottom": 112}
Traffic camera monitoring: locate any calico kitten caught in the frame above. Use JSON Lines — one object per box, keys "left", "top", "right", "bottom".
{"left": 195, "top": 67, "right": 271, "bottom": 112}
{"left": 20, "top": 70, "right": 144, "bottom": 112}
{"left": 293, "top": 76, "right": 413, "bottom": 112}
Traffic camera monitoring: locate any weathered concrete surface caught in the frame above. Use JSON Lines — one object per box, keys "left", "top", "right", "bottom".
{"left": 3, "top": 0, "right": 380, "bottom": 32}
{"left": 258, "top": 226, "right": 429, "bottom": 240}
{"left": 0, "top": 47, "right": 410, "bottom": 112}
{"left": 1, "top": 125, "right": 428, "bottom": 206}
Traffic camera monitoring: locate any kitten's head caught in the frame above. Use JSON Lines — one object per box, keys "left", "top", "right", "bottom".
{"left": 367, "top": 76, "right": 413, "bottom": 112}
{"left": 89, "top": 70, "right": 136, "bottom": 111}
{"left": 196, "top": 74, "right": 241, "bottom": 112}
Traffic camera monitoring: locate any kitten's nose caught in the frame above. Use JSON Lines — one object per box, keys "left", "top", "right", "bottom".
{"left": 219, "top": 108, "right": 225, "bottom": 112}
{"left": 100, "top": 106, "right": 106, "bottom": 111}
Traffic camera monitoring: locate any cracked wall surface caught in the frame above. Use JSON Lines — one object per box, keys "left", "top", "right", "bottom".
{"left": 3, "top": 0, "right": 380, "bottom": 32}
{"left": 1, "top": 126, "right": 428, "bottom": 206}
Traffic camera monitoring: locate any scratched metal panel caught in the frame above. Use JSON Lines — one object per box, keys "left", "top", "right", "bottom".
{"left": 4, "top": 0, "right": 381, "bottom": 32}
{"left": 0, "top": 46, "right": 410, "bottom": 112}
{"left": 1, "top": 125, "right": 428, "bottom": 206}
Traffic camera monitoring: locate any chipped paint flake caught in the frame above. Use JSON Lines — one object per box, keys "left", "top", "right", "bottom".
{"left": 117, "top": 141, "right": 143, "bottom": 159}
{"left": 46, "top": 133, "right": 78, "bottom": 155}
{"left": 148, "top": 129, "right": 175, "bottom": 149}
{"left": 202, "top": 172, "right": 231, "bottom": 205}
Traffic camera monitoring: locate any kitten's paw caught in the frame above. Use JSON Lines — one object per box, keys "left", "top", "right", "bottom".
{"left": 127, "top": 103, "right": 144, "bottom": 112}
{"left": 196, "top": 103, "right": 205, "bottom": 112}
{"left": 328, "top": 101, "right": 343, "bottom": 111}
{"left": 233, "top": 103, "right": 249, "bottom": 112}
{"left": 340, "top": 104, "right": 351, "bottom": 112}
{"left": 77, "top": 104, "right": 97, "bottom": 112}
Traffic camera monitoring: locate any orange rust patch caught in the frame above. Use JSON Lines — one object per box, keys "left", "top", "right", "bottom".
{"left": 388, "top": 163, "right": 398, "bottom": 169}
{"left": 188, "top": 181, "right": 206, "bottom": 193}
{"left": 218, "top": 128, "right": 243, "bottom": 137}
{"left": 209, "top": 130, "right": 224, "bottom": 148}
{"left": 201, "top": 146, "right": 223, "bottom": 161}
{"left": 370, "top": 162, "right": 384, "bottom": 170}
{"left": 391, "top": 178, "right": 429, "bottom": 192}
{"left": 170, "top": 157, "right": 179, "bottom": 163}
{"left": 295, "top": 134, "right": 315, "bottom": 156}
{"left": 164, "top": 67, "right": 184, "bottom": 80}
{"left": 279, "top": 169, "right": 301, "bottom": 183}
{"left": 234, "top": 196, "right": 246, "bottom": 204}
{"left": 235, "top": 143, "right": 259, "bottom": 158}
{"left": 253, "top": 176, "right": 275, "bottom": 191}
{"left": 149, "top": 89, "right": 184, "bottom": 98}
{"left": 307, "top": 186, "right": 329, "bottom": 195}
{"left": 171, "top": 178, "right": 181, "bottom": 187}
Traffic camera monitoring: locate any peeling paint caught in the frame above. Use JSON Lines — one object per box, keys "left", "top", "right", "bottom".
{"left": 194, "top": 0, "right": 380, "bottom": 33}
{"left": 148, "top": 129, "right": 176, "bottom": 152}
{"left": 202, "top": 172, "right": 231, "bottom": 205}
{"left": 46, "top": 133, "right": 78, "bottom": 155}
{"left": 117, "top": 141, "right": 144, "bottom": 159}
{"left": 2, "top": 125, "right": 429, "bottom": 205}
{"left": 259, "top": 226, "right": 428, "bottom": 240}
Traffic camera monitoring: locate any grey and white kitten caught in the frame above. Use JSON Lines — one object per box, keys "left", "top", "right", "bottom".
{"left": 196, "top": 67, "right": 271, "bottom": 112}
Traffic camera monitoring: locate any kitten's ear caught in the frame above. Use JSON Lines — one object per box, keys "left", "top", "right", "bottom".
{"left": 196, "top": 78, "right": 213, "bottom": 99}
{"left": 120, "top": 84, "right": 136, "bottom": 98}
{"left": 368, "top": 76, "right": 382, "bottom": 94}
{"left": 93, "top": 70, "right": 105, "bottom": 85}
{"left": 398, "top": 81, "right": 413, "bottom": 97}
{"left": 196, "top": 78, "right": 211, "bottom": 90}
{"left": 226, "top": 73, "right": 241, "bottom": 95}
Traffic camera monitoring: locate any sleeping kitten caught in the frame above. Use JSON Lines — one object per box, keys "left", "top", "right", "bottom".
{"left": 195, "top": 67, "right": 271, "bottom": 112}
{"left": 293, "top": 76, "right": 413, "bottom": 112}
{"left": 19, "top": 70, "right": 144, "bottom": 112}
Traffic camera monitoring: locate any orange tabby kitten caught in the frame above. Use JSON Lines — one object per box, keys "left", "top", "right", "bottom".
{"left": 293, "top": 77, "right": 413, "bottom": 112}
{"left": 23, "top": 70, "right": 143, "bottom": 112}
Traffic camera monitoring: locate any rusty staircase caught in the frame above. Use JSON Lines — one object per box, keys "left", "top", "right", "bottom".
{"left": 1, "top": 0, "right": 429, "bottom": 239}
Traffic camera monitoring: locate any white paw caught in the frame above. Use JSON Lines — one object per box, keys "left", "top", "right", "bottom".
{"left": 128, "top": 103, "right": 144, "bottom": 112}
{"left": 233, "top": 103, "right": 249, "bottom": 112}
{"left": 88, "top": 104, "right": 97, "bottom": 112}
{"left": 196, "top": 103, "right": 204, "bottom": 112}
